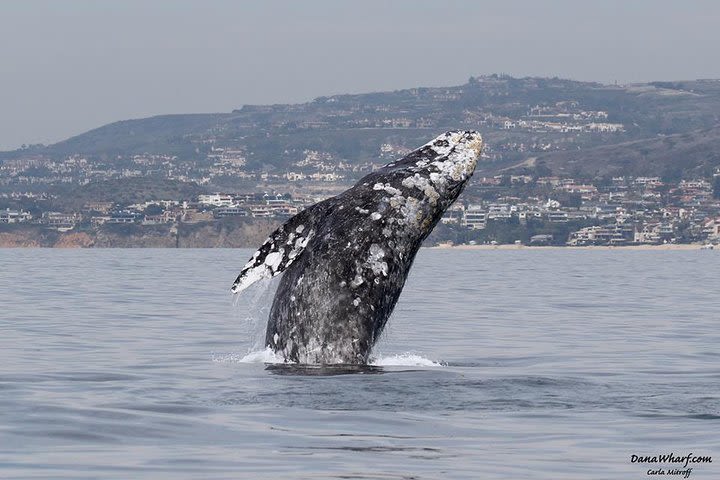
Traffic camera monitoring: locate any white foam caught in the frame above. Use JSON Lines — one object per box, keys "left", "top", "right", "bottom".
{"left": 212, "top": 348, "right": 287, "bottom": 364}
{"left": 214, "top": 350, "right": 442, "bottom": 367}
{"left": 239, "top": 348, "right": 286, "bottom": 364}
{"left": 370, "top": 353, "right": 443, "bottom": 367}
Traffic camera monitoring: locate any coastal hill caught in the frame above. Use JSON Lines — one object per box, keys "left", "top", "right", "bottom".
{"left": 3, "top": 75, "right": 720, "bottom": 179}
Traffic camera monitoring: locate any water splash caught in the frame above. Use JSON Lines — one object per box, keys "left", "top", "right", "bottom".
{"left": 213, "top": 349, "right": 442, "bottom": 367}
{"left": 239, "top": 347, "right": 287, "bottom": 364}
{"left": 370, "top": 353, "right": 443, "bottom": 367}
{"left": 232, "top": 275, "right": 280, "bottom": 353}
{"left": 211, "top": 348, "right": 286, "bottom": 364}
{"left": 230, "top": 276, "right": 442, "bottom": 368}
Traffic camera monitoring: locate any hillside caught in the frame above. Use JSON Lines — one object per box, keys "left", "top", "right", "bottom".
{"left": 3, "top": 75, "right": 720, "bottom": 180}
{"left": 50, "top": 113, "right": 227, "bottom": 157}
{"left": 529, "top": 125, "right": 720, "bottom": 179}
{"left": 49, "top": 177, "right": 209, "bottom": 211}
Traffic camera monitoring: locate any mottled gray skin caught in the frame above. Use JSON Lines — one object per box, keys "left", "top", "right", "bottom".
{"left": 232, "top": 131, "right": 483, "bottom": 364}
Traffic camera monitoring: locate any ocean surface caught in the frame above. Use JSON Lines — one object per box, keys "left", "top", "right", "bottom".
{"left": 1, "top": 248, "right": 718, "bottom": 479}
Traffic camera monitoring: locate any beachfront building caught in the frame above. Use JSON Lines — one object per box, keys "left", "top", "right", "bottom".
{"left": 441, "top": 204, "right": 464, "bottom": 224}
{"left": 41, "top": 212, "right": 81, "bottom": 230}
{"left": 462, "top": 205, "right": 487, "bottom": 230}
{"left": 568, "top": 224, "right": 634, "bottom": 246}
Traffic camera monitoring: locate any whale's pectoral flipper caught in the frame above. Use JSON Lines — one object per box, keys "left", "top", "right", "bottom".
{"left": 231, "top": 207, "right": 320, "bottom": 294}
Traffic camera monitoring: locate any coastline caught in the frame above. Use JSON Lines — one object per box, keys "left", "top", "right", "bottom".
{"left": 429, "top": 243, "right": 713, "bottom": 251}
{"left": 0, "top": 221, "right": 715, "bottom": 250}
{"left": 0, "top": 241, "right": 713, "bottom": 251}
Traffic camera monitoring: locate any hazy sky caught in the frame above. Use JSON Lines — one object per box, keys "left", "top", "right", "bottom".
{"left": 1, "top": 0, "right": 718, "bottom": 150}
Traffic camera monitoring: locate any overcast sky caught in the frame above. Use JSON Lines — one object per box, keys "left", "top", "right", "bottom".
{"left": 1, "top": 0, "right": 718, "bottom": 150}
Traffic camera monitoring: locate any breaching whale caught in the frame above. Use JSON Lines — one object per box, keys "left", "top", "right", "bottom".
{"left": 232, "top": 131, "right": 483, "bottom": 364}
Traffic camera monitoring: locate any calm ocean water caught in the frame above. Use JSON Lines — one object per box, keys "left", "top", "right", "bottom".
{"left": 1, "top": 248, "right": 718, "bottom": 479}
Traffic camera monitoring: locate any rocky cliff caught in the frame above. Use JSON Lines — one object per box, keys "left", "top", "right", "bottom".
{"left": 0, "top": 218, "right": 283, "bottom": 248}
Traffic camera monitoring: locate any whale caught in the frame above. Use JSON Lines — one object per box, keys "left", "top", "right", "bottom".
{"left": 232, "top": 131, "right": 483, "bottom": 364}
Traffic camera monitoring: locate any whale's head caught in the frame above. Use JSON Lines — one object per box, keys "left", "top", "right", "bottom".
{"left": 377, "top": 130, "right": 483, "bottom": 211}
{"left": 356, "top": 130, "right": 483, "bottom": 238}
{"left": 418, "top": 130, "right": 482, "bottom": 198}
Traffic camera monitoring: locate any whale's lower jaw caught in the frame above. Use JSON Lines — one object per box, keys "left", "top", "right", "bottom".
{"left": 266, "top": 298, "right": 379, "bottom": 365}
{"left": 270, "top": 344, "right": 369, "bottom": 365}
{"left": 264, "top": 237, "right": 413, "bottom": 366}
{"left": 267, "top": 315, "right": 383, "bottom": 365}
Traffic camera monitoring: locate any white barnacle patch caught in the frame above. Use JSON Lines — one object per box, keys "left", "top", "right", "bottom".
{"left": 355, "top": 206, "right": 370, "bottom": 214}
{"left": 365, "top": 243, "right": 389, "bottom": 277}
{"left": 402, "top": 173, "right": 440, "bottom": 205}
{"left": 416, "top": 131, "right": 483, "bottom": 183}
{"left": 353, "top": 298, "right": 361, "bottom": 307}
{"left": 369, "top": 243, "right": 384, "bottom": 257}
{"left": 295, "top": 225, "right": 305, "bottom": 233}
{"left": 389, "top": 195, "right": 406, "bottom": 210}
{"left": 432, "top": 159, "right": 464, "bottom": 182}
{"left": 430, "top": 143, "right": 481, "bottom": 182}
{"left": 290, "top": 295, "right": 296, "bottom": 302}
{"left": 273, "top": 333, "right": 279, "bottom": 344}
{"left": 370, "top": 212, "right": 382, "bottom": 221}
{"left": 400, "top": 196, "right": 423, "bottom": 227}
{"left": 373, "top": 182, "right": 402, "bottom": 196}
{"left": 351, "top": 273, "right": 364, "bottom": 288}
{"left": 429, "top": 171, "right": 449, "bottom": 193}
